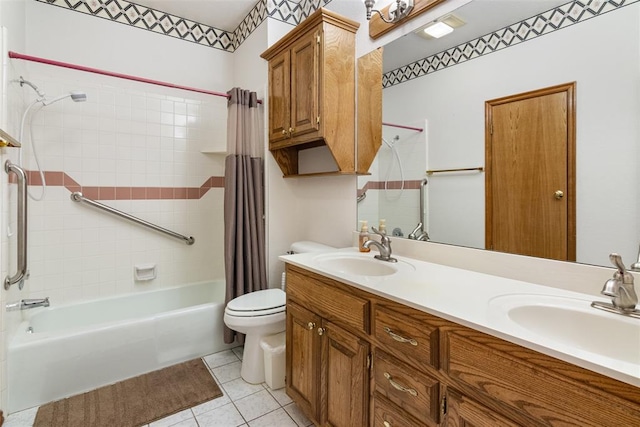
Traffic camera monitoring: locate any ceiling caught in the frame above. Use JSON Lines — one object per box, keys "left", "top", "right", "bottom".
{"left": 131, "top": 0, "right": 260, "bottom": 31}
{"left": 383, "top": 0, "right": 570, "bottom": 72}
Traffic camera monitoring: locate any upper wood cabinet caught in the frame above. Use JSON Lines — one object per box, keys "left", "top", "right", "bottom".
{"left": 261, "top": 9, "right": 362, "bottom": 177}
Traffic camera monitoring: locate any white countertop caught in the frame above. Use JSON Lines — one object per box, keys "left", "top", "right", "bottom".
{"left": 280, "top": 247, "right": 640, "bottom": 388}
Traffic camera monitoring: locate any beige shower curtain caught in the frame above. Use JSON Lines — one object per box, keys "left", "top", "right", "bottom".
{"left": 223, "top": 87, "right": 267, "bottom": 344}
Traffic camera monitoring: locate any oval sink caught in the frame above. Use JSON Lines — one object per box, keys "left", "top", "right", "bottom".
{"left": 317, "top": 256, "right": 397, "bottom": 276}
{"left": 313, "top": 254, "right": 414, "bottom": 277}
{"left": 489, "top": 294, "right": 640, "bottom": 365}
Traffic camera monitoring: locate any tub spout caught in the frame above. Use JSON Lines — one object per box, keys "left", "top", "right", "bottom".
{"left": 20, "top": 297, "right": 50, "bottom": 310}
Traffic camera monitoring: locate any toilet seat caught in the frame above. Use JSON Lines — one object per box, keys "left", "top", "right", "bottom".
{"left": 225, "top": 289, "right": 285, "bottom": 317}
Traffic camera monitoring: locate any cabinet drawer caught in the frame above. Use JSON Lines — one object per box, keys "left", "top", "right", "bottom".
{"left": 372, "top": 393, "right": 431, "bottom": 427}
{"left": 286, "top": 266, "right": 369, "bottom": 334}
{"left": 445, "top": 329, "right": 640, "bottom": 427}
{"left": 374, "top": 305, "right": 439, "bottom": 369}
{"left": 373, "top": 350, "right": 440, "bottom": 425}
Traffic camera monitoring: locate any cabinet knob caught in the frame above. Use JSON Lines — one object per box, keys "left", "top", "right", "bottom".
{"left": 383, "top": 422, "right": 391, "bottom": 427}
{"left": 554, "top": 190, "right": 564, "bottom": 200}
{"left": 307, "top": 322, "right": 316, "bottom": 330}
{"left": 317, "top": 327, "right": 325, "bottom": 336}
{"left": 289, "top": 127, "right": 295, "bottom": 134}
{"left": 281, "top": 129, "right": 287, "bottom": 135}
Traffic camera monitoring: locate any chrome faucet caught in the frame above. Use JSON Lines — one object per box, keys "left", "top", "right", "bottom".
{"left": 363, "top": 226, "right": 397, "bottom": 263}
{"left": 6, "top": 297, "right": 50, "bottom": 311}
{"left": 408, "top": 222, "right": 429, "bottom": 241}
{"left": 602, "top": 254, "right": 638, "bottom": 310}
{"left": 592, "top": 254, "right": 639, "bottom": 318}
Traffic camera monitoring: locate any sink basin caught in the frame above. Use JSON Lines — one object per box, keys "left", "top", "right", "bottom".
{"left": 313, "top": 254, "right": 411, "bottom": 277}
{"left": 489, "top": 294, "right": 640, "bottom": 365}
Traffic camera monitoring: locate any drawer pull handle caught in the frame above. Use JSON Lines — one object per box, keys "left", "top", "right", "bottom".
{"left": 384, "top": 327, "right": 418, "bottom": 346}
{"left": 384, "top": 372, "right": 418, "bottom": 397}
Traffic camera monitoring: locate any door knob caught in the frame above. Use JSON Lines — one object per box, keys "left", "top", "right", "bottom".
{"left": 554, "top": 190, "right": 564, "bottom": 200}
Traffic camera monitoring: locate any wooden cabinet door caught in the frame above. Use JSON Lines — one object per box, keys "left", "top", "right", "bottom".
{"left": 290, "top": 27, "right": 321, "bottom": 140}
{"left": 321, "top": 320, "right": 369, "bottom": 427}
{"left": 286, "top": 301, "right": 322, "bottom": 423}
{"left": 445, "top": 389, "right": 518, "bottom": 427}
{"left": 268, "top": 49, "right": 290, "bottom": 143}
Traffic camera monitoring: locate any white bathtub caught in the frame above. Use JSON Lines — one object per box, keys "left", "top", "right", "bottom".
{"left": 8, "top": 280, "right": 233, "bottom": 413}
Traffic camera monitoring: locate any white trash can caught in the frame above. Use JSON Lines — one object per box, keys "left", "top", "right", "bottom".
{"left": 260, "top": 331, "right": 286, "bottom": 390}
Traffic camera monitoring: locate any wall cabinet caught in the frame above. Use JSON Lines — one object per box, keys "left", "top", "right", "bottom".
{"left": 284, "top": 264, "right": 640, "bottom": 427}
{"left": 262, "top": 9, "right": 376, "bottom": 177}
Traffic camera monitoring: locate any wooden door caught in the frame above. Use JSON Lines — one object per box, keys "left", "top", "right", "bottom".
{"left": 444, "top": 389, "right": 519, "bottom": 427}
{"left": 321, "top": 320, "right": 369, "bottom": 427}
{"left": 485, "top": 83, "right": 576, "bottom": 261}
{"left": 290, "top": 27, "right": 320, "bottom": 140}
{"left": 267, "top": 49, "right": 290, "bottom": 143}
{"left": 286, "top": 301, "right": 322, "bottom": 423}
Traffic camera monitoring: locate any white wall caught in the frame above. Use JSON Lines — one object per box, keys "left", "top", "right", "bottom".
{"left": 382, "top": 5, "right": 640, "bottom": 266}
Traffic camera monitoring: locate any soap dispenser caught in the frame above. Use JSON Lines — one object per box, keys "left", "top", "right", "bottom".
{"left": 359, "top": 220, "right": 370, "bottom": 253}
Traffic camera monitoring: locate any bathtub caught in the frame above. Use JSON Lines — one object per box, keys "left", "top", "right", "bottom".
{"left": 8, "top": 280, "right": 234, "bottom": 413}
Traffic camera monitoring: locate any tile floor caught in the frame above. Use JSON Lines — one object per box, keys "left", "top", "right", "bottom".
{"left": 4, "top": 346, "right": 313, "bottom": 427}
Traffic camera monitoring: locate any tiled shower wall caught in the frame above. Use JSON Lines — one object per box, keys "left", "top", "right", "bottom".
{"left": 5, "top": 60, "right": 228, "bottom": 313}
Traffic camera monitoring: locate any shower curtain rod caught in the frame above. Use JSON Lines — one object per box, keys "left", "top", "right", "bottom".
{"left": 8, "top": 51, "right": 262, "bottom": 103}
{"left": 382, "top": 122, "right": 423, "bottom": 132}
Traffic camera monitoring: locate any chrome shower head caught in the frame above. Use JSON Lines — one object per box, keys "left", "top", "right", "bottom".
{"left": 41, "top": 91, "right": 87, "bottom": 106}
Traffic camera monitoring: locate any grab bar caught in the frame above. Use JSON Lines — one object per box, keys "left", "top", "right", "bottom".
{"left": 70, "top": 192, "right": 195, "bottom": 245}
{"left": 5, "top": 161, "right": 28, "bottom": 290}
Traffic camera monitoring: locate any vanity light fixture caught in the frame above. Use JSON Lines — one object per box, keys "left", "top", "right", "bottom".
{"left": 362, "top": 0, "right": 414, "bottom": 23}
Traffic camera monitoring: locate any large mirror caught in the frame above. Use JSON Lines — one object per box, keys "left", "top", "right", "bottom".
{"left": 357, "top": 0, "right": 640, "bottom": 268}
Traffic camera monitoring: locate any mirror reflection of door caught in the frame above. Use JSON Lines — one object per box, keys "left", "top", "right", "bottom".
{"left": 485, "top": 82, "right": 576, "bottom": 261}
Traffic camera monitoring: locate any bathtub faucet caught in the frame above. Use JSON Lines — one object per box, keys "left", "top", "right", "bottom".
{"left": 20, "top": 297, "right": 50, "bottom": 310}
{"left": 6, "top": 297, "right": 50, "bottom": 311}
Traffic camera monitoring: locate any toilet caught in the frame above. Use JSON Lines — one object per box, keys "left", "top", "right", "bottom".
{"left": 224, "top": 241, "right": 334, "bottom": 384}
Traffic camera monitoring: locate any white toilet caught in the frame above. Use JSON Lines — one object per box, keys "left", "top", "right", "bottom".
{"left": 224, "top": 241, "right": 334, "bottom": 384}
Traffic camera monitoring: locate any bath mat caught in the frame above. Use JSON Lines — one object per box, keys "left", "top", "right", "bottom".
{"left": 33, "top": 358, "right": 222, "bottom": 427}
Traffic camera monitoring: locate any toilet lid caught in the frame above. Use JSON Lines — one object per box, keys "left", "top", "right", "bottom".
{"left": 227, "top": 289, "right": 285, "bottom": 314}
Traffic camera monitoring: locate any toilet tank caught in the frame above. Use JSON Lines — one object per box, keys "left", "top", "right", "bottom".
{"left": 289, "top": 241, "right": 336, "bottom": 254}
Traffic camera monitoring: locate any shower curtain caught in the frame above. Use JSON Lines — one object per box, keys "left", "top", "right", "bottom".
{"left": 223, "top": 87, "right": 266, "bottom": 344}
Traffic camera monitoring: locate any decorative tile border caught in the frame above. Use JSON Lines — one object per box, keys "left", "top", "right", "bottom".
{"left": 37, "top": 0, "right": 336, "bottom": 53}
{"left": 18, "top": 170, "right": 224, "bottom": 200}
{"left": 383, "top": 0, "right": 639, "bottom": 88}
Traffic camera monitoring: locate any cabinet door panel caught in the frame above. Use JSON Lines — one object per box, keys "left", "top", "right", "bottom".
{"left": 290, "top": 28, "right": 320, "bottom": 140}
{"left": 268, "top": 49, "right": 290, "bottom": 143}
{"left": 322, "top": 320, "right": 369, "bottom": 427}
{"left": 287, "top": 301, "right": 322, "bottom": 423}
{"left": 445, "top": 389, "right": 518, "bottom": 427}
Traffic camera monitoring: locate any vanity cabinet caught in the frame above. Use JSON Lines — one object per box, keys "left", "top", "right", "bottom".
{"left": 261, "top": 9, "right": 360, "bottom": 177}
{"left": 284, "top": 264, "right": 640, "bottom": 427}
{"left": 286, "top": 266, "right": 370, "bottom": 426}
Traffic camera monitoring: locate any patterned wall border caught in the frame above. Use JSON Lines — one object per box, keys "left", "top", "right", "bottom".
{"left": 15, "top": 170, "right": 224, "bottom": 200}
{"left": 383, "top": 0, "right": 639, "bottom": 88}
{"left": 37, "top": 0, "right": 335, "bottom": 53}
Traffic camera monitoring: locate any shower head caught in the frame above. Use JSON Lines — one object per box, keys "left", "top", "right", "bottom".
{"left": 41, "top": 91, "right": 87, "bottom": 106}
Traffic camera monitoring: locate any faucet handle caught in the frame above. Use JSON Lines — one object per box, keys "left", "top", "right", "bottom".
{"left": 610, "top": 253, "right": 627, "bottom": 273}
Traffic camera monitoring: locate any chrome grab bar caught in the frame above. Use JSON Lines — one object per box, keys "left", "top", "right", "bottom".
{"left": 5, "top": 161, "right": 28, "bottom": 290}
{"left": 70, "top": 192, "right": 195, "bottom": 245}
